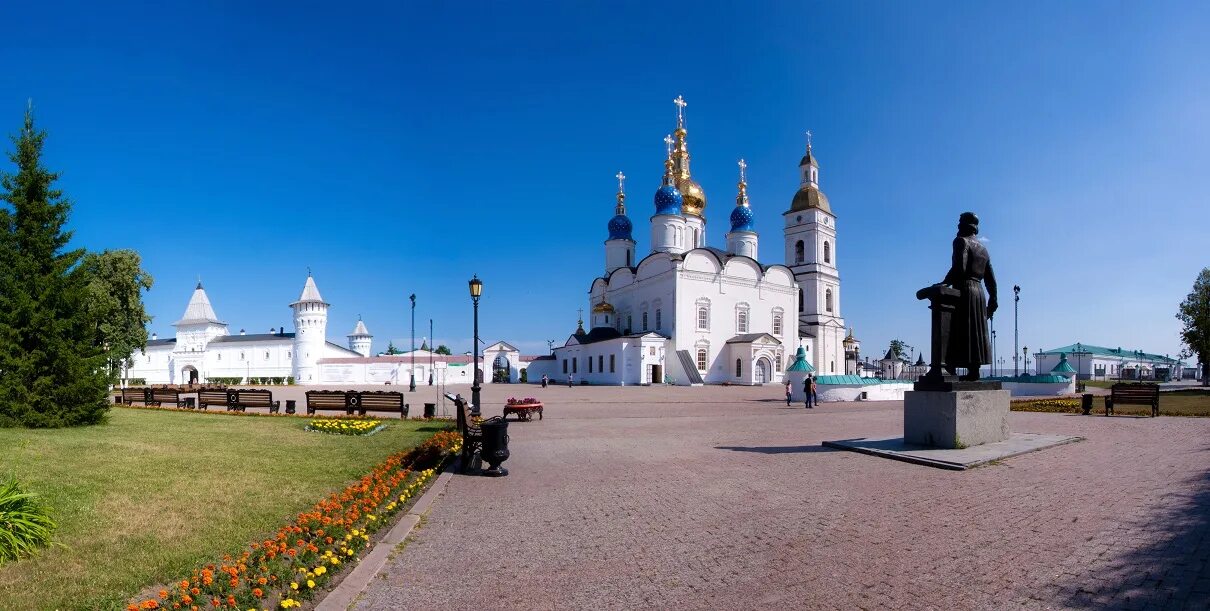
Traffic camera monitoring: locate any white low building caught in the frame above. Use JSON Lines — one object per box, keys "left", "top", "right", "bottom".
{"left": 1035, "top": 343, "right": 1187, "bottom": 381}
{"left": 526, "top": 98, "right": 847, "bottom": 385}
{"left": 124, "top": 276, "right": 364, "bottom": 385}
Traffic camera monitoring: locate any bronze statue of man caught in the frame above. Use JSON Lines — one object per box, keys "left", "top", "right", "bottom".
{"left": 942, "top": 212, "right": 998, "bottom": 380}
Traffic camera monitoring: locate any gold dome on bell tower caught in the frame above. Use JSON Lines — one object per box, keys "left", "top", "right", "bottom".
{"left": 670, "top": 96, "right": 706, "bottom": 216}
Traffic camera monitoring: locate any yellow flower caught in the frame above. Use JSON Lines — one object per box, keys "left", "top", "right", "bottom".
{"left": 307, "top": 579, "right": 316, "bottom": 589}
{"left": 315, "top": 565, "right": 327, "bottom": 576}
{"left": 290, "top": 582, "right": 299, "bottom": 590}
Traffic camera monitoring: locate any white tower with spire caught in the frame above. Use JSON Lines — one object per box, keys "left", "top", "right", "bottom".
{"left": 726, "top": 158, "right": 759, "bottom": 259}
{"left": 347, "top": 317, "right": 372, "bottom": 358}
{"left": 604, "top": 171, "right": 636, "bottom": 273}
{"left": 291, "top": 274, "right": 329, "bottom": 383}
{"left": 784, "top": 133, "right": 845, "bottom": 374}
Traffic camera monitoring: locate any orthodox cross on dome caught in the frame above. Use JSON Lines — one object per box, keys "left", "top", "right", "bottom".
{"left": 738, "top": 158, "right": 747, "bottom": 183}
{"left": 663, "top": 134, "right": 674, "bottom": 157}
{"left": 616, "top": 171, "right": 626, "bottom": 193}
{"left": 673, "top": 95, "right": 687, "bottom": 128}
{"left": 805, "top": 129, "right": 813, "bottom": 152}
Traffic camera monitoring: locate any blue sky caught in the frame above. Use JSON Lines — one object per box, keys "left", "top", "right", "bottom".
{"left": 3, "top": 1, "right": 1208, "bottom": 364}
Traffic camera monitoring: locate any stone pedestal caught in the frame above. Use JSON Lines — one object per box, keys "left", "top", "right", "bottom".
{"left": 904, "top": 390, "right": 1010, "bottom": 449}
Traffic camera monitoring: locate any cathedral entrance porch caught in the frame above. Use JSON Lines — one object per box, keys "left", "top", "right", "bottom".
{"left": 182, "top": 366, "right": 198, "bottom": 385}
{"left": 755, "top": 357, "right": 772, "bottom": 384}
{"left": 648, "top": 364, "right": 663, "bottom": 385}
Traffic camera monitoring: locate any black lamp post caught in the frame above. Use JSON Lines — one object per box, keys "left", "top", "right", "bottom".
{"left": 409, "top": 294, "right": 417, "bottom": 392}
{"left": 1013, "top": 285, "right": 1021, "bottom": 376}
{"left": 429, "top": 318, "right": 434, "bottom": 385}
{"left": 991, "top": 326, "right": 997, "bottom": 377}
{"left": 469, "top": 275, "right": 482, "bottom": 414}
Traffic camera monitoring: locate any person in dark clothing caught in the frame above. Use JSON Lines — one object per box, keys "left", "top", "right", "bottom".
{"left": 785, "top": 378, "right": 793, "bottom": 406}
{"left": 942, "top": 212, "right": 998, "bottom": 380}
{"left": 803, "top": 376, "right": 814, "bottom": 409}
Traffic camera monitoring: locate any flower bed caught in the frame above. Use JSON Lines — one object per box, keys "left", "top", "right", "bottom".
{"left": 506, "top": 397, "right": 540, "bottom": 405}
{"left": 130, "top": 430, "right": 461, "bottom": 610}
{"left": 1010, "top": 398, "right": 1081, "bottom": 413}
{"left": 305, "top": 419, "right": 383, "bottom": 436}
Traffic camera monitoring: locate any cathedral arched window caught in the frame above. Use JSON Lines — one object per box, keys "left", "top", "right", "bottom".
{"left": 824, "top": 241, "right": 831, "bottom": 264}
{"left": 626, "top": 250, "right": 631, "bottom": 267}
{"left": 265, "top": 351, "right": 270, "bottom": 360}
{"left": 696, "top": 349, "right": 708, "bottom": 371}
{"left": 798, "top": 288, "right": 804, "bottom": 313}
{"left": 217, "top": 354, "right": 222, "bottom": 361}
{"left": 696, "top": 302, "right": 710, "bottom": 330}
{"left": 773, "top": 312, "right": 783, "bottom": 337}
{"left": 240, "top": 351, "right": 245, "bottom": 361}
{"left": 826, "top": 289, "right": 833, "bottom": 313}
{"left": 736, "top": 305, "right": 750, "bottom": 333}
{"left": 655, "top": 309, "right": 662, "bottom": 330}
{"left": 642, "top": 312, "right": 648, "bottom": 331}
{"left": 735, "top": 358, "right": 743, "bottom": 377}
{"left": 795, "top": 240, "right": 805, "bottom": 264}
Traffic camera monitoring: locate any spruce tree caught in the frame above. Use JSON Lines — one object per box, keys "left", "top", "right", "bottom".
{"left": 0, "top": 105, "right": 109, "bottom": 427}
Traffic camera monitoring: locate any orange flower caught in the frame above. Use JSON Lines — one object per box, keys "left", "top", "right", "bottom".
{"left": 160, "top": 589, "right": 169, "bottom": 599}
{"left": 226, "top": 596, "right": 236, "bottom": 607}
{"left": 252, "top": 588, "right": 264, "bottom": 598}
{"left": 141, "top": 601, "right": 160, "bottom": 610}
{"left": 229, "top": 577, "right": 238, "bottom": 587}
{"left": 257, "top": 577, "right": 267, "bottom": 585}
{"left": 190, "top": 587, "right": 200, "bottom": 596}
{"left": 182, "top": 595, "right": 193, "bottom": 605}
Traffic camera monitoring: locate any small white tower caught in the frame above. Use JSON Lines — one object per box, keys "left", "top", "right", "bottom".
{"left": 291, "top": 273, "right": 329, "bottom": 383}
{"left": 650, "top": 135, "right": 688, "bottom": 254}
{"left": 348, "top": 317, "right": 372, "bottom": 358}
{"left": 784, "top": 132, "right": 845, "bottom": 374}
{"left": 604, "top": 171, "right": 636, "bottom": 273}
{"left": 726, "top": 158, "right": 759, "bottom": 259}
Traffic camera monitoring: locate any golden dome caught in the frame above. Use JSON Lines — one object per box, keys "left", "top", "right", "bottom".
{"left": 592, "top": 301, "right": 615, "bottom": 314}
{"left": 677, "top": 177, "right": 706, "bottom": 216}
{"left": 790, "top": 185, "right": 831, "bottom": 214}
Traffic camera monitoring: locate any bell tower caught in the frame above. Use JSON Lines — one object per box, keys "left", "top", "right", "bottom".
{"left": 784, "top": 133, "right": 845, "bottom": 374}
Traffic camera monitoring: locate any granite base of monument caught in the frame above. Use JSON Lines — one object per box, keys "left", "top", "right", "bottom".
{"left": 821, "top": 433, "right": 1083, "bottom": 471}
{"left": 903, "top": 389, "right": 1010, "bottom": 449}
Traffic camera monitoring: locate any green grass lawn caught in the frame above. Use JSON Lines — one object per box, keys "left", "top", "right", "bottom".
{"left": 0, "top": 408, "right": 446, "bottom": 610}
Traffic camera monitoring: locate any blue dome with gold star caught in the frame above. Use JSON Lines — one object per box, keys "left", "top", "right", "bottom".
{"left": 654, "top": 184, "right": 683, "bottom": 216}
{"left": 607, "top": 213, "right": 633, "bottom": 240}
{"left": 730, "top": 203, "right": 755, "bottom": 232}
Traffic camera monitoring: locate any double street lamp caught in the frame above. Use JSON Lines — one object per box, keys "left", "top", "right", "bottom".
{"left": 1013, "top": 285, "right": 1021, "bottom": 377}
{"left": 409, "top": 294, "right": 417, "bottom": 392}
{"left": 469, "top": 275, "right": 483, "bottom": 414}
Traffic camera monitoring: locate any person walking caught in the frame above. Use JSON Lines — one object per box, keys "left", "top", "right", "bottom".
{"left": 810, "top": 376, "right": 819, "bottom": 406}
{"left": 568, "top": 374, "right": 574, "bottom": 388}
{"left": 541, "top": 374, "right": 548, "bottom": 388}
{"left": 803, "top": 376, "right": 813, "bottom": 409}
{"left": 784, "top": 378, "right": 793, "bottom": 406}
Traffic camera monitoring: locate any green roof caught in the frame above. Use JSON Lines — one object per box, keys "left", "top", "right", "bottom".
{"left": 1050, "top": 353, "right": 1077, "bottom": 374}
{"left": 814, "top": 375, "right": 906, "bottom": 385}
{"left": 786, "top": 347, "right": 814, "bottom": 372}
{"left": 1041, "top": 343, "right": 1181, "bottom": 364}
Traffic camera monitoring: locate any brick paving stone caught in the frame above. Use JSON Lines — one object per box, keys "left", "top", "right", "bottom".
{"left": 342, "top": 384, "right": 1210, "bottom": 610}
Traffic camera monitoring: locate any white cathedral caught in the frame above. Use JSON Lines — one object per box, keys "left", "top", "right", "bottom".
{"left": 123, "top": 275, "right": 369, "bottom": 385}
{"left": 525, "top": 97, "right": 848, "bottom": 386}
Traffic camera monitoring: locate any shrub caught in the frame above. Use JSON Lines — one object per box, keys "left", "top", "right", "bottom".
{"left": 0, "top": 478, "right": 57, "bottom": 564}
{"left": 123, "top": 378, "right": 146, "bottom": 386}
{"left": 287, "top": 376, "right": 295, "bottom": 385}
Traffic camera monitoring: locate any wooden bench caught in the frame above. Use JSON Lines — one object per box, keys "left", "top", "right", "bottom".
{"left": 229, "top": 389, "right": 280, "bottom": 413}
{"left": 121, "top": 387, "right": 153, "bottom": 406}
{"left": 197, "top": 388, "right": 231, "bottom": 411}
{"left": 150, "top": 388, "right": 190, "bottom": 408}
{"left": 1105, "top": 383, "right": 1160, "bottom": 417}
{"left": 306, "top": 390, "right": 354, "bottom": 416}
{"left": 356, "top": 391, "right": 407, "bottom": 417}
{"left": 450, "top": 394, "right": 481, "bottom": 472}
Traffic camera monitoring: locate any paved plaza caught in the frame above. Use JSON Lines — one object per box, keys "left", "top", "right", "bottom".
{"left": 334, "top": 384, "right": 1210, "bottom": 610}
